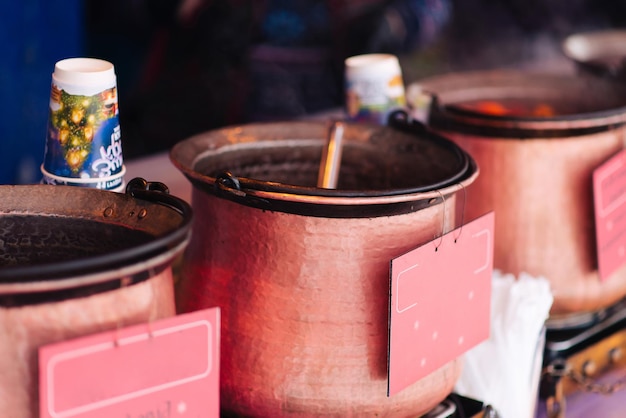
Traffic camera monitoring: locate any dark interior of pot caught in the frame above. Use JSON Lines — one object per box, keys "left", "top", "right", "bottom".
{"left": 0, "top": 183, "right": 192, "bottom": 284}
{"left": 0, "top": 215, "right": 153, "bottom": 268}
{"left": 186, "top": 122, "right": 471, "bottom": 196}
{"left": 197, "top": 141, "right": 459, "bottom": 191}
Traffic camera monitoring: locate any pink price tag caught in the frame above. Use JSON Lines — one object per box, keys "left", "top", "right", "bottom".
{"left": 39, "top": 308, "right": 220, "bottom": 418}
{"left": 388, "top": 212, "right": 494, "bottom": 397}
{"left": 593, "top": 149, "right": 626, "bottom": 281}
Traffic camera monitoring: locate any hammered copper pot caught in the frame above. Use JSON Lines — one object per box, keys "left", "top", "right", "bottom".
{"left": 0, "top": 179, "right": 192, "bottom": 417}
{"left": 408, "top": 70, "right": 626, "bottom": 318}
{"left": 171, "top": 121, "right": 478, "bottom": 417}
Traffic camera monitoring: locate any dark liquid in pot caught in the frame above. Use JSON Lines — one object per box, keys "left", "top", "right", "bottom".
{"left": 0, "top": 215, "right": 154, "bottom": 267}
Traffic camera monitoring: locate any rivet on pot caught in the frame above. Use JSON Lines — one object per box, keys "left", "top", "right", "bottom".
{"left": 138, "top": 208, "right": 148, "bottom": 219}
{"left": 428, "top": 198, "right": 438, "bottom": 205}
{"left": 609, "top": 347, "right": 623, "bottom": 364}
{"left": 103, "top": 207, "right": 114, "bottom": 217}
{"left": 582, "top": 360, "right": 597, "bottom": 377}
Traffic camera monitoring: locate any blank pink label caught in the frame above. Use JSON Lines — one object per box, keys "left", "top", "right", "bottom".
{"left": 593, "top": 150, "right": 626, "bottom": 281}
{"left": 388, "top": 212, "right": 494, "bottom": 396}
{"left": 39, "top": 308, "right": 220, "bottom": 418}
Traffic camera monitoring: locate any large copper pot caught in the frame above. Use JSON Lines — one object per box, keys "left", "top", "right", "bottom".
{"left": 407, "top": 70, "right": 626, "bottom": 318}
{"left": 171, "top": 121, "right": 478, "bottom": 417}
{"left": 0, "top": 179, "right": 192, "bottom": 417}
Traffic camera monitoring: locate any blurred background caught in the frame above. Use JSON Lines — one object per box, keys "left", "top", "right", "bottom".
{"left": 2, "top": 0, "right": 626, "bottom": 185}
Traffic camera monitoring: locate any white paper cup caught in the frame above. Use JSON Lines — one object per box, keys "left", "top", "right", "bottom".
{"left": 344, "top": 54, "right": 406, "bottom": 125}
{"left": 41, "top": 163, "right": 126, "bottom": 190}
{"left": 43, "top": 58, "right": 125, "bottom": 190}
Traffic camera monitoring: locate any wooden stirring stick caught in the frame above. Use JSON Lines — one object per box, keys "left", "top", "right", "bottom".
{"left": 317, "top": 121, "right": 345, "bottom": 189}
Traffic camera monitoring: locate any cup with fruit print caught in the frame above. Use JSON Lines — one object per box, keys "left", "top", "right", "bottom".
{"left": 344, "top": 53, "right": 407, "bottom": 125}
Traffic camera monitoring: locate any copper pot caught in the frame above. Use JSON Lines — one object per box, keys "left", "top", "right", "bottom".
{"left": 407, "top": 70, "right": 626, "bottom": 318}
{"left": 171, "top": 121, "right": 478, "bottom": 417}
{"left": 0, "top": 179, "right": 192, "bottom": 417}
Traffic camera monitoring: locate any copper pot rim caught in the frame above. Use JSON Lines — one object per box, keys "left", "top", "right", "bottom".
{"left": 0, "top": 179, "right": 192, "bottom": 305}
{"left": 410, "top": 69, "right": 626, "bottom": 135}
{"left": 0, "top": 239, "right": 188, "bottom": 306}
{"left": 170, "top": 121, "right": 478, "bottom": 208}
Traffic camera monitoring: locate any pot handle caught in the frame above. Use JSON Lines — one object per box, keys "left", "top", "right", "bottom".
{"left": 387, "top": 86, "right": 440, "bottom": 132}
{"left": 125, "top": 177, "right": 193, "bottom": 220}
{"left": 387, "top": 109, "right": 428, "bottom": 132}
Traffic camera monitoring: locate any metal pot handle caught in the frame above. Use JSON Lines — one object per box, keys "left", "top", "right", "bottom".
{"left": 125, "top": 177, "right": 193, "bottom": 220}
{"left": 387, "top": 87, "right": 441, "bottom": 132}
{"left": 387, "top": 109, "right": 428, "bottom": 132}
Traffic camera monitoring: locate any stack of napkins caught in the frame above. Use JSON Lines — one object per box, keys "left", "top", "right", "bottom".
{"left": 455, "top": 271, "right": 554, "bottom": 418}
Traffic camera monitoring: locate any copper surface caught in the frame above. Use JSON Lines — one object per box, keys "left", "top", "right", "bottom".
{"left": 172, "top": 121, "right": 478, "bottom": 416}
{"left": 415, "top": 70, "right": 626, "bottom": 315}
{"left": 178, "top": 189, "right": 463, "bottom": 417}
{"left": 448, "top": 130, "right": 626, "bottom": 314}
{"left": 0, "top": 183, "right": 191, "bottom": 417}
{"left": 0, "top": 270, "right": 176, "bottom": 417}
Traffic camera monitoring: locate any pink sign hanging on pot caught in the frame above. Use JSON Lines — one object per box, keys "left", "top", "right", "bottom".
{"left": 388, "top": 212, "right": 494, "bottom": 397}
{"left": 39, "top": 308, "right": 220, "bottom": 418}
{"left": 593, "top": 149, "right": 626, "bottom": 281}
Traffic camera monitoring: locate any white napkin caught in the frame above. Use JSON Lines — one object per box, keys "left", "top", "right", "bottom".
{"left": 455, "top": 271, "right": 554, "bottom": 418}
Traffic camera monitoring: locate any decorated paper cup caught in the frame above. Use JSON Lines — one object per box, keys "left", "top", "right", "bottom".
{"left": 42, "top": 58, "right": 124, "bottom": 190}
{"left": 344, "top": 54, "right": 406, "bottom": 125}
{"left": 41, "top": 164, "right": 126, "bottom": 192}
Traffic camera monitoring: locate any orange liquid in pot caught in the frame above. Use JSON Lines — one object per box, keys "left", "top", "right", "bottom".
{"left": 455, "top": 100, "right": 557, "bottom": 117}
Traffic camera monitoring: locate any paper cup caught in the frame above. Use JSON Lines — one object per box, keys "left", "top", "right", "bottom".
{"left": 42, "top": 58, "right": 124, "bottom": 190}
{"left": 344, "top": 54, "right": 406, "bottom": 125}
{"left": 41, "top": 164, "right": 126, "bottom": 192}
